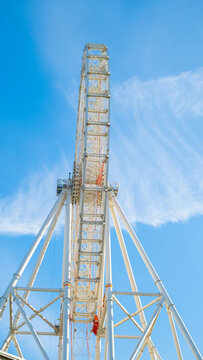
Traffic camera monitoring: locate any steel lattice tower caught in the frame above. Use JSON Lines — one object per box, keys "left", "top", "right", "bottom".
{"left": 0, "top": 44, "right": 202, "bottom": 360}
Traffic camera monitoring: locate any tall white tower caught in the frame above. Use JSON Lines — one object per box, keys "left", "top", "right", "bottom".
{"left": 0, "top": 44, "right": 202, "bottom": 360}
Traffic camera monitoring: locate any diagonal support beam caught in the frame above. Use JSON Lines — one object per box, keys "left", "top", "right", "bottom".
{"left": 109, "top": 197, "right": 161, "bottom": 359}
{"left": 9, "top": 294, "right": 24, "bottom": 358}
{"left": 13, "top": 192, "right": 66, "bottom": 328}
{"left": 14, "top": 291, "right": 56, "bottom": 331}
{"left": 135, "top": 341, "right": 148, "bottom": 360}
{"left": 167, "top": 306, "right": 183, "bottom": 360}
{"left": 111, "top": 192, "right": 203, "bottom": 360}
{"left": 112, "top": 296, "right": 143, "bottom": 333}
{"left": 61, "top": 182, "right": 72, "bottom": 360}
{"left": 0, "top": 193, "right": 65, "bottom": 321}
{"left": 114, "top": 297, "right": 160, "bottom": 328}
{"left": 2, "top": 294, "right": 62, "bottom": 355}
{"left": 12, "top": 336, "right": 23, "bottom": 358}
{"left": 16, "top": 294, "right": 62, "bottom": 332}
{"left": 105, "top": 198, "right": 115, "bottom": 360}
{"left": 1, "top": 193, "right": 65, "bottom": 352}
{"left": 12, "top": 291, "right": 49, "bottom": 360}
{"left": 129, "top": 298, "right": 164, "bottom": 360}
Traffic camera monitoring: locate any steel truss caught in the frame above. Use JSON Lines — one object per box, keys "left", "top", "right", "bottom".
{"left": 0, "top": 184, "right": 202, "bottom": 359}
{"left": 0, "top": 44, "right": 202, "bottom": 359}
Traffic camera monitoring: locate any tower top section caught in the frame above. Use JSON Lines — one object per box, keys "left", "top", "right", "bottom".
{"left": 71, "top": 43, "right": 110, "bottom": 323}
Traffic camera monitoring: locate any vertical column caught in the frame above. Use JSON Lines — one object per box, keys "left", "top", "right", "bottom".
{"left": 95, "top": 336, "right": 101, "bottom": 360}
{"left": 105, "top": 198, "right": 115, "bottom": 360}
{"left": 111, "top": 192, "right": 202, "bottom": 360}
{"left": 109, "top": 197, "right": 158, "bottom": 359}
{"left": 62, "top": 181, "right": 72, "bottom": 360}
{"left": 0, "top": 195, "right": 63, "bottom": 320}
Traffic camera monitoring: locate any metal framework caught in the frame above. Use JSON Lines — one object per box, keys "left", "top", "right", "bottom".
{"left": 0, "top": 43, "right": 202, "bottom": 360}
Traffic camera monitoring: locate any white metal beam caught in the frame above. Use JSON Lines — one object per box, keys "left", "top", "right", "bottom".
{"left": 111, "top": 192, "right": 202, "bottom": 360}
{"left": 0, "top": 194, "right": 64, "bottom": 320}
{"left": 11, "top": 337, "right": 23, "bottom": 359}
{"left": 105, "top": 198, "right": 115, "bottom": 360}
{"left": 109, "top": 198, "right": 161, "bottom": 359}
{"left": 129, "top": 298, "right": 164, "bottom": 360}
{"left": 114, "top": 298, "right": 160, "bottom": 328}
{"left": 2, "top": 194, "right": 65, "bottom": 352}
{"left": 61, "top": 183, "right": 72, "bottom": 360}
{"left": 14, "top": 291, "right": 56, "bottom": 331}
{"left": 167, "top": 307, "right": 183, "bottom": 360}
{"left": 12, "top": 292, "right": 49, "bottom": 360}
{"left": 112, "top": 296, "right": 143, "bottom": 332}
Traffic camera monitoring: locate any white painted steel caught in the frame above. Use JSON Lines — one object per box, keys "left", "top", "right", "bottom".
{"left": 104, "top": 326, "right": 108, "bottom": 360}
{"left": 167, "top": 308, "right": 183, "bottom": 360}
{"left": 113, "top": 336, "right": 140, "bottom": 339}
{"left": 2, "top": 294, "right": 62, "bottom": 352}
{"left": 105, "top": 198, "right": 115, "bottom": 360}
{"left": 15, "top": 295, "right": 62, "bottom": 332}
{"left": 135, "top": 342, "right": 148, "bottom": 360}
{"left": 2, "top": 193, "right": 65, "bottom": 352}
{"left": 12, "top": 336, "right": 23, "bottom": 358}
{"left": 112, "top": 291, "right": 160, "bottom": 296}
{"left": 95, "top": 208, "right": 107, "bottom": 360}
{"left": 114, "top": 298, "right": 160, "bottom": 329}
{"left": 72, "top": 43, "right": 110, "bottom": 326}
{"left": 1, "top": 44, "right": 202, "bottom": 360}
{"left": 0, "top": 351, "right": 24, "bottom": 360}
{"left": 95, "top": 336, "right": 101, "bottom": 360}
{"left": 70, "top": 43, "right": 111, "bottom": 358}
{"left": 13, "top": 291, "right": 56, "bottom": 331}
{"left": 110, "top": 200, "right": 160, "bottom": 359}
{"left": 110, "top": 203, "right": 146, "bottom": 326}
{"left": 111, "top": 192, "right": 203, "bottom": 360}
{"left": 112, "top": 296, "right": 143, "bottom": 332}
{"left": 12, "top": 292, "right": 49, "bottom": 360}
{"left": 15, "top": 332, "right": 56, "bottom": 336}
{"left": 0, "top": 194, "right": 64, "bottom": 320}
{"left": 110, "top": 202, "right": 159, "bottom": 358}
{"left": 62, "top": 183, "right": 72, "bottom": 360}
{"left": 129, "top": 298, "right": 164, "bottom": 360}
{"left": 14, "top": 287, "right": 62, "bottom": 292}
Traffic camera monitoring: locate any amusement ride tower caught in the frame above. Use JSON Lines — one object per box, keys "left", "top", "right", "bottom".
{"left": 0, "top": 44, "right": 202, "bottom": 360}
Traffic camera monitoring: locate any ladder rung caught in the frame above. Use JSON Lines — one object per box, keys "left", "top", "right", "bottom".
{"left": 79, "top": 239, "right": 103, "bottom": 243}
{"left": 75, "top": 298, "right": 97, "bottom": 302}
{"left": 88, "top": 71, "right": 110, "bottom": 76}
{"left": 76, "top": 277, "right": 100, "bottom": 283}
{"left": 79, "top": 251, "right": 102, "bottom": 256}
{"left": 88, "top": 109, "right": 108, "bottom": 113}
{"left": 82, "top": 213, "right": 104, "bottom": 218}
{"left": 86, "top": 121, "right": 109, "bottom": 126}
{"left": 73, "top": 314, "right": 93, "bottom": 318}
{"left": 73, "top": 319, "right": 91, "bottom": 323}
{"left": 77, "top": 260, "right": 100, "bottom": 265}
{"left": 87, "top": 132, "right": 108, "bottom": 137}
{"left": 84, "top": 153, "right": 108, "bottom": 158}
{"left": 82, "top": 212, "right": 104, "bottom": 217}
{"left": 83, "top": 186, "right": 105, "bottom": 191}
{"left": 81, "top": 220, "right": 104, "bottom": 225}
{"left": 86, "top": 43, "right": 107, "bottom": 50}
{"left": 88, "top": 93, "right": 110, "bottom": 98}
{"left": 88, "top": 55, "right": 109, "bottom": 60}
{"left": 73, "top": 312, "right": 94, "bottom": 317}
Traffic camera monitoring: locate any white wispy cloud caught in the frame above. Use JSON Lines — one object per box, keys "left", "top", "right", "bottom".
{"left": 0, "top": 157, "right": 69, "bottom": 235}
{"left": 1, "top": 69, "right": 203, "bottom": 234}
{"left": 110, "top": 69, "right": 203, "bottom": 226}
{"left": 56, "top": 79, "right": 79, "bottom": 111}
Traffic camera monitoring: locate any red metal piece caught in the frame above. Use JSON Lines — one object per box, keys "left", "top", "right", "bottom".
{"left": 92, "top": 315, "right": 99, "bottom": 335}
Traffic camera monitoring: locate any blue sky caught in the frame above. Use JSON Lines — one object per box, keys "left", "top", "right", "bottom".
{"left": 0, "top": 0, "right": 203, "bottom": 359}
